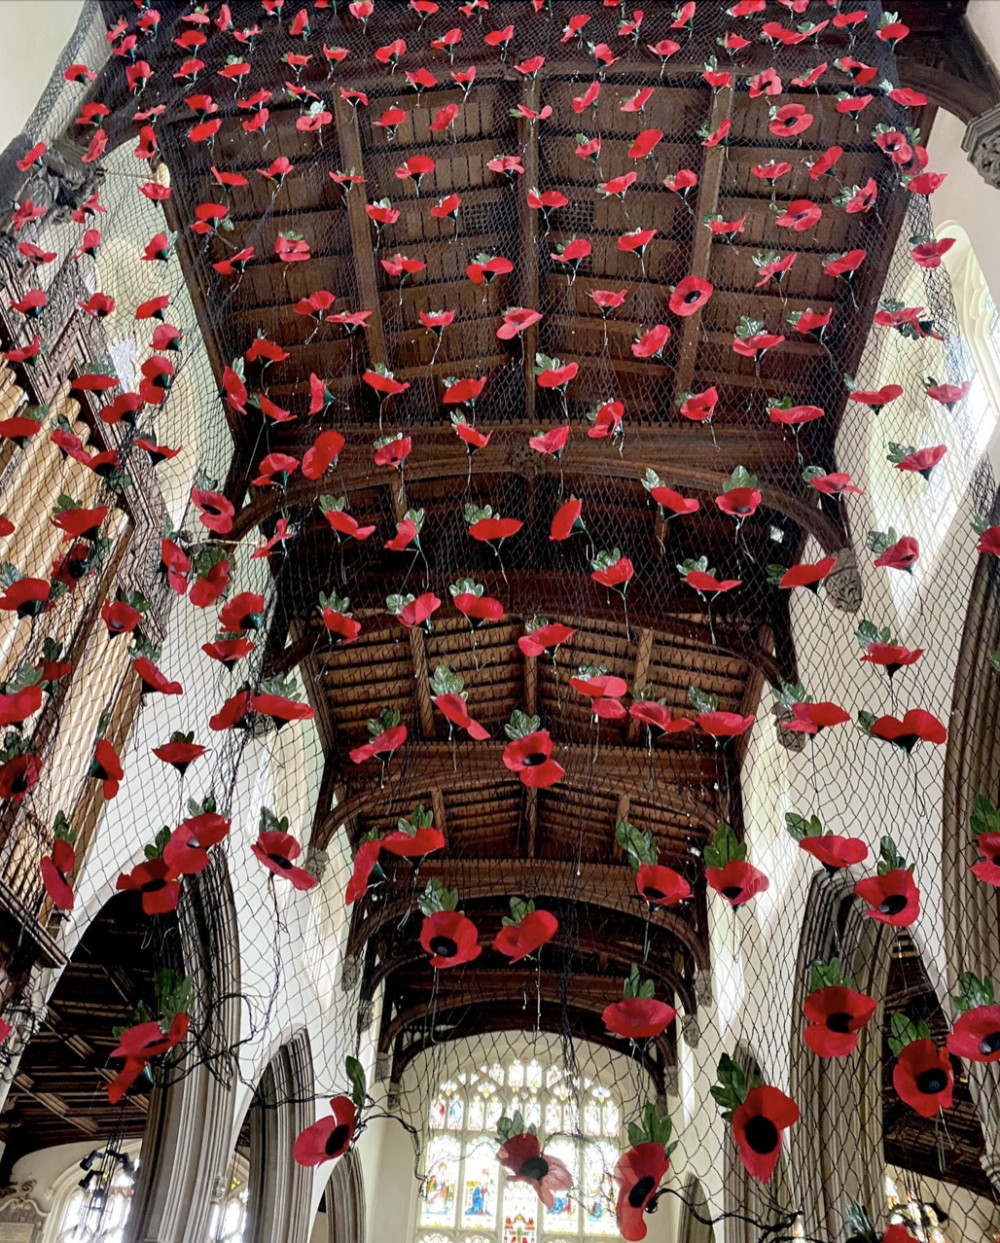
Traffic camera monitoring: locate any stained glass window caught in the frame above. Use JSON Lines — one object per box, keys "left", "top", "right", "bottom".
{"left": 52, "top": 1162, "right": 137, "bottom": 1243}
{"left": 415, "top": 1056, "right": 621, "bottom": 1242}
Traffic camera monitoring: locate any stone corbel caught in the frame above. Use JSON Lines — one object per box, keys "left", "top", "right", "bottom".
{"left": 824, "top": 544, "right": 862, "bottom": 614}
{"left": 963, "top": 104, "right": 1000, "bottom": 190}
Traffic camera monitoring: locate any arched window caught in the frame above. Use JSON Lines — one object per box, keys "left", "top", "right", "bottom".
{"left": 206, "top": 1153, "right": 250, "bottom": 1243}
{"left": 45, "top": 1147, "right": 139, "bottom": 1243}
{"left": 885, "top": 1173, "right": 952, "bottom": 1243}
{"left": 416, "top": 1056, "right": 622, "bottom": 1243}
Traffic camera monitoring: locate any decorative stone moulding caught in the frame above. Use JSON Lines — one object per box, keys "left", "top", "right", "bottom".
{"left": 964, "top": 103, "right": 1000, "bottom": 190}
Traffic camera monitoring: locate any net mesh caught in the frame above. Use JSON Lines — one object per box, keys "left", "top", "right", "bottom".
{"left": 0, "top": 1, "right": 997, "bottom": 1241}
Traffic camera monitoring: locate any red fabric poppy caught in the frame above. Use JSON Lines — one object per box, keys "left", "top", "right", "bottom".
{"left": 591, "top": 556, "right": 633, "bottom": 590}
{"left": 697, "top": 711, "right": 754, "bottom": 738}
{"left": 503, "top": 731, "right": 565, "bottom": 788}
{"left": 799, "top": 835, "right": 868, "bottom": 871}
{"left": 90, "top": 738, "right": 123, "bottom": 799}
{"left": 497, "top": 1132, "right": 573, "bottom": 1211}
{"left": 41, "top": 838, "right": 76, "bottom": 910}
{"left": 493, "top": 910, "right": 558, "bottom": 962}
{"left": 776, "top": 200, "right": 822, "bottom": 232}
{"left": 294, "top": 1097, "right": 357, "bottom": 1166}
{"left": 707, "top": 860, "right": 769, "bottom": 906}
{"left": 345, "top": 839, "right": 382, "bottom": 905}
{"left": 152, "top": 740, "right": 206, "bottom": 775}
{"left": 894, "top": 446, "right": 947, "bottom": 479}
{"left": 855, "top": 869, "right": 920, "bottom": 926}
{"left": 809, "top": 472, "right": 864, "bottom": 497}
{"left": 781, "top": 702, "right": 850, "bottom": 735}
{"left": 116, "top": 858, "right": 181, "bottom": 915}
{"left": 518, "top": 623, "right": 575, "bottom": 659}
{"left": 0, "top": 683, "right": 42, "bottom": 727}
{"left": 860, "top": 644, "right": 924, "bottom": 677}
{"left": 716, "top": 488, "right": 761, "bottom": 519}
{"left": 868, "top": 709, "right": 946, "bottom": 752}
{"left": 604, "top": 997, "right": 676, "bottom": 1040}
{"left": 381, "top": 824, "right": 445, "bottom": 859}
{"left": 192, "top": 489, "right": 234, "bottom": 536}
{"left": 686, "top": 570, "right": 741, "bottom": 595}
{"left": 251, "top": 830, "right": 316, "bottom": 890}
{"left": 550, "top": 498, "right": 583, "bottom": 542}
{"left": 349, "top": 724, "right": 408, "bottom": 765}
{"left": 679, "top": 386, "right": 717, "bottom": 424}
{"left": 636, "top": 863, "right": 691, "bottom": 906}
{"left": 732, "top": 1085, "right": 799, "bottom": 1182}
{"left": 628, "top": 703, "right": 694, "bottom": 742}
{"left": 649, "top": 487, "right": 698, "bottom": 517}
{"left": 569, "top": 674, "right": 628, "bottom": 720}
{"left": 434, "top": 693, "right": 490, "bottom": 741}
{"left": 873, "top": 536, "right": 919, "bottom": 571}
{"left": 253, "top": 694, "right": 314, "bottom": 730}
{"left": 803, "top": 985, "right": 878, "bottom": 1057}
{"left": 0, "top": 754, "right": 41, "bottom": 802}
{"left": 948, "top": 1005, "right": 1000, "bottom": 1063}
{"left": 849, "top": 384, "right": 903, "bottom": 413}
{"left": 769, "top": 404, "right": 824, "bottom": 428}
{"left": 893, "top": 1039, "right": 953, "bottom": 1117}
{"left": 322, "top": 608, "right": 361, "bottom": 646}
{"left": 779, "top": 558, "right": 837, "bottom": 590}
{"left": 420, "top": 910, "right": 481, "bottom": 968}
{"left": 163, "top": 812, "right": 231, "bottom": 875}
{"left": 614, "top": 1143, "right": 669, "bottom": 1242}
{"left": 133, "top": 658, "right": 182, "bottom": 696}
{"left": 670, "top": 276, "right": 713, "bottom": 317}
{"left": 970, "top": 832, "right": 1000, "bottom": 886}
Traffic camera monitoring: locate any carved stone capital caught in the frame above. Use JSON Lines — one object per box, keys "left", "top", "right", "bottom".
{"left": 773, "top": 704, "right": 807, "bottom": 753}
{"left": 694, "top": 968, "right": 713, "bottom": 1009}
{"left": 981, "top": 1151, "right": 1000, "bottom": 1193}
{"left": 375, "top": 1051, "right": 391, "bottom": 1083}
{"left": 340, "top": 953, "right": 360, "bottom": 991}
{"left": 662, "top": 1066, "right": 679, "bottom": 1099}
{"left": 680, "top": 1013, "right": 700, "bottom": 1050}
{"left": 964, "top": 103, "right": 1000, "bottom": 190}
{"left": 824, "top": 544, "right": 862, "bottom": 614}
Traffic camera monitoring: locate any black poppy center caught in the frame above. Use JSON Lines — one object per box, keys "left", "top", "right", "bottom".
{"left": 326, "top": 1123, "right": 350, "bottom": 1156}
{"left": 643, "top": 887, "right": 665, "bottom": 901}
{"left": 142, "top": 878, "right": 167, "bottom": 894}
{"left": 430, "top": 936, "right": 458, "bottom": 958}
{"left": 270, "top": 854, "right": 292, "bottom": 870}
{"left": 722, "top": 885, "right": 744, "bottom": 900}
{"left": 10, "top": 772, "right": 30, "bottom": 794}
{"left": 518, "top": 1156, "right": 549, "bottom": 1181}
{"left": 916, "top": 1069, "right": 947, "bottom": 1095}
{"left": 744, "top": 1115, "right": 779, "bottom": 1155}
{"left": 980, "top": 1031, "right": 1000, "bottom": 1056}
{"left": 628, "top": 1175, "right": 656, "bottom": 1208}
{"left": 521, "top": 751, "right": 548, "bottom": 767}
{"left": 826, "top": 1012, "right": 853, "bottom": 1034}
{"left": 684, "top": 290, "right": 703, "bottom": 305}
{"left": 878, "top": 894, "right": 908, "bottom": 916}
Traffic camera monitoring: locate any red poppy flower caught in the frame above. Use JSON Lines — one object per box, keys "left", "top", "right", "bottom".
{"left": 550, "top": 498, "right": 583, "bottom": 542}
{"left": 251, "top": 830, "right": 316, "bottom": 890}
{"left": 381, "top": 824, "right": 444, "bottom": 859}
{"left": 770, "top": 104, "right": 812, "bottom": 137}
{"left": 777, "top": 200, "right": 822, "bottom": 232}
{"left": 0, "top": 682, "right": 41, "bottom": 729}
{"left": 294, "top": 1097, "right": 357, "bottom": 1167}
{"left": 90, "top": 738, "right": 123, "bottom": 799}
{"left": 911, "top": 237, "right": 954, "bottom": 269}
{"left": 716, "top": 488, "right": 761, "bottom": 520}
{"left": 781, "top": 702, "right": 850, "bottom": 736}
{"left": 604, "top": 997, "right": 676, "bottom": 1040}
{"left": 52, "top": 505, "right": 108, "bottom": 543}
{"left": 153, "top": 740, "right": 206, "bottom": 775}
{"left": 569, "top": 673, "right": 628, "bottom": 720}
{"left": 859, "top": 644, "right": 923, "bottom": 680}
{"left": 893, "top": 1039, "right": 952, "bottom": 1117}
{"left": 503, "top": 731, "right": 565, "bottom": 788}
{"left": 872, "top": 536, "right": 919, "bottom": 573}
{"left": 161, "top": 812, "right": 230, "bottom": 876}
{"left": 498, "top": 308, "right": 543, "bottom": 340}
{"left": 434, "top": 693, "right": 490, "bottom": 741}
{"left": 452, "top": 591, "right": 503, "bottom": 629}
{"left": 110, "top": 1012, "right": 188, "bottom": 1070}
{"left": 825, "top": 250, "right": 867, "bottom": 279}
{"left": 769, "top": 404, "right": 824, "bottom": 428}
{"left": 253, "top": 694, "right": 314, "bottom": 730}
{"left": 493, "top": 910, "right": 558, "bottom": 962}
{"left": 346, "top": 839, "right": 382, "bottom": 905}
{"left": 685, "top": 570, "right": 741, "bottom": 596}
{"left": 420, "top": 910, "right": 481, "bottom": 968}
{"left": 325, "top": 508, "right": 375, "bottom": 542}
{"left": 209, "top": 691, "right": 255, "bottom": 733}
{"left": 635, "top": 863, "right": 691, "bottom": 907}
{"left": 519, "top": 623, "right": 575, "bottom": 659}
{"left": 321, "top": 607, "right": 361, "bottom": 646}
{"left": 803, "top": 985, "right": 878, "bottom": 1057}
{"left": 732, "top": 1086, "right": 799, "bottom": 1182}
{"left": 799, "top": 835, "right": 868, "bottom": 871}
{"left": 614, "top": 1143, "right": 669, "bottom": 1242}
{"left": 809, "top": 472, "right": 863, "bottom": 497}
{"left": 855, "top": 869, "right": 920, "bottom": 926}
{"left": 591, "top": 556, "right": 633, "bottom": 590}
{"left": 707, "top": 860, "right": 769, "bottom": 906}
{"left": 778, "top": 558, "right": 837, "bottom": 591}
{"left": 868, "top": 709, "right": 946, "bottom": 752}
{"left": 0, "top": 753, "right": 41, "bottom": 801}
{"left": 191, "top": 489, "right": 235, "bottom": 536}
{"left": 116, "top": 858, "right": 181, "bottom": 915}
{"left": 628, "top": 703, "right": 694, "bottom": 743}
{"left": 948, "top": 1005, "right": 1000, "bottom": 1063}
{"left": 970, "top": 832, "right": 1000, "bottom": 886}
{"left": 926, "top": 379, "right": 970, "bottom": 409}
{"left": 670, "top": 276, "right": 713, "bottom": 317}
{"left": 349, "top": 724, "right": 408, "bottom": 765}
{"left": 497, "top": 1132, "right": 573, "bottom": 1211}
{"left": 41, "top": 838, "right": 76, "bottom": 910}
{"left": 894, "top": 446, "right": 947, "bottom": 479}
{"left": 396, "top": 594, "right": 440, "bottom": 630}
{"left": 133, "top": 657, "right": 182, "bottom": 697}
{"left": 849, "top": 384, "right": 903, "bottom": 414}
{"left": 697, "top": 711, "right": 754, "bottom": 739}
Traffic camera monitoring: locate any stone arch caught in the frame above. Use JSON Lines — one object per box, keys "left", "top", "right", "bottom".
{"left": 245, "top": 1029, "right": 315, "bottom": 1243}
{"left": 322, "top": 1148, "right": 366, "bottom": 1243}
{"left": 124, "top": 853, "right": 242, "bottom": 1243}
{"left": 678, "top": 1174, "right": 715, "bottom": 1243}
{"left": 788, "top": 871, "right": 893, "bottom": 1240}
